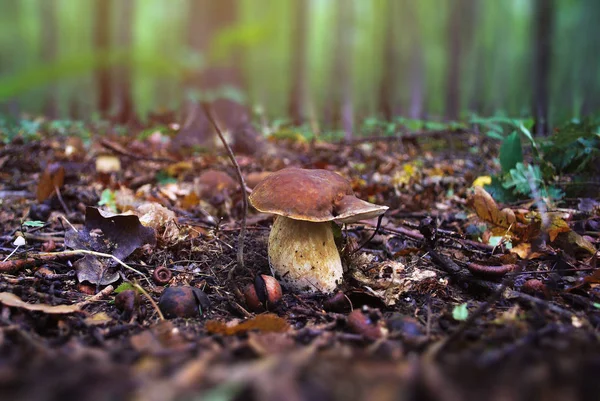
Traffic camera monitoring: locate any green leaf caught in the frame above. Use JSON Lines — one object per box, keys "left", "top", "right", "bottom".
{"left": 23, "top": 220, "right": 45, "bottom": 228}
{"left": 452, "top": 303, "right": 469, "bottom": 321}
{"left": 485, "top": 130, "right": 505, "bottom": 141}
{"left": 502, "top": 163, "right": 543, "bottom": 196}
{"left": 499, "top": 131, "right": 523, "bottom": 174}
{"left": 114, "top": 282, "right": 135, "bottom": 294}
{"left": 156, "top": 170, "right": 178, "bottom": 185}
{"left": 484, "top": 176, "right": 517, "bottom": 203}
{"left": 98, "top": 189, "right": 117, "bottom": 212}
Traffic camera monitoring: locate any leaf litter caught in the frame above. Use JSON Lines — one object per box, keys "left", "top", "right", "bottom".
{"left": 0, "top": 120, "right": 598, "bottom": 401}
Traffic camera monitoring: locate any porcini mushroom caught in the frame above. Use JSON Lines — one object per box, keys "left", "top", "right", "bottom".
{"left": 249, "top": 168, "right": 388, "bottom": 293}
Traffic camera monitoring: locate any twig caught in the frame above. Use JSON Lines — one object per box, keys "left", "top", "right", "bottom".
{"left": 201, "top": 102, "right": 248, "bottom": 278}
{"left": 54, "top": 185, "right": 71, "bottom": 214}
{"left": 76, "top": 285, "right": 114, "bottom": 308}
{"left": 133, "top": 282, "right": 164, "bottom": 320}
{"left": 508, "top": 290, "right": 574, "bottom": 319}
{"left": 350, "top": 214, "right": 384, "bottom": 256}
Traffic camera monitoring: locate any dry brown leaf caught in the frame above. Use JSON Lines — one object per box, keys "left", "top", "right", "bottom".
{"left": 467, "top": 187, "right": 516, "bottom": 229}
{"left": 36, "top": 164, "right": 65, "bottom": 202}
{"left": 547, "top": 214, "right": 571, "bottom": 242}
{"left": 0, "top": 292, "right": 80, "bottom": 314}
{"left": 205, "top": 314, "right": 289, "bottom": 336}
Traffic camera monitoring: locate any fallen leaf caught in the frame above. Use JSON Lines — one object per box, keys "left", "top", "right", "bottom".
{"left": 36, "top": 163, "right": 65, "bottom": 202}
{"left": 205, "top": 314, "right": 289, "bottom": 336}
{"left": 452, "top": 303, "right": 468, "bottom": 321}
{"left": 554, "top": 231, "right": 597, "bottom": 255}
{"left": 351, "top": 260, "right": 438, "bottom": 306}
{"left": 547, "top": 214, "right": 571, "bottom": 242}
{"left": 65, "top": 207, "right": 156, "bottom": 285}
{"left": 84, "top": 311, "right": 113, "bottom": 325}
{"left": 472, "top": 175, "right": 492, "bottom": 187}
{"left": 0, "top": 292, "right": 80, "bottom": 314}
{"left": 467, "top": 187, "right": 516, "bottom": 229}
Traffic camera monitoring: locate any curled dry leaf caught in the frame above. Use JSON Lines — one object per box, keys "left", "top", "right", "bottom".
{"left": 351, "top": 260, "right": 438, "bottom": 306}
{"left": 467, "top": 187, "right": 516, "bottom": 230}
{"left": 0, "top": 292, "right": 80, "bottom": 314}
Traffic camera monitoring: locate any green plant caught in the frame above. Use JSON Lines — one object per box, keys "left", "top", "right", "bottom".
{"left": 471, "top": 116, "right": 564, "bottom": 203}
{"left": 0, "top": 116, "right": 42, "bottom": 143}
{"left": 542, "top": 119, "right": 600, "bottom": 174}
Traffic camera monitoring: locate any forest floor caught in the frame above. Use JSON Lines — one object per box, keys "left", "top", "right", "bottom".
{"left": 0, "top": 120, "right": 599, "bottom": 401}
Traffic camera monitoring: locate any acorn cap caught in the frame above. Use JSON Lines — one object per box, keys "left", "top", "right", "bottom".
{"left": 249, "top": 168, "right": 388, "bottom": 223}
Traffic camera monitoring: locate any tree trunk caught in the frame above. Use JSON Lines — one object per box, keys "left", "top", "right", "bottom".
{"left": 115, "top": 0, "right": 134, "bottom": 124}
{"left": 378, "top": 0, "right": 397, "bottom": 121}
{"left": 288, "top": 0, "right": 308, "bottom": 126}
{"left": 532, "top": 0, "right": 554, "bottom": 136}
{"left": 329, "top": 0, "right": 354, "bottom": 139}
{"left": 407, "top": 0, "right": 424, "bottom": 120}
{"left": 445, "top": 0, "right": 463, "bottom": 120}
{"left": 94, "top": 0, "right": 112, "bottom": 117}
{"left": 41, "top": 0, "right": 58, "bottom": 119}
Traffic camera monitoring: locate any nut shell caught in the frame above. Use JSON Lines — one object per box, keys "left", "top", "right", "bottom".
{"left": 244, "top": 275, "right": 282, "bottom": 312}
{"left": 158, "top": 286, "right": 210, "bottom": 319}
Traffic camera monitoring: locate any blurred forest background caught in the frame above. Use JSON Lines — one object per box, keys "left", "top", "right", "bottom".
{"left": 0, "top": 0, "right": 599, "bottom": 136}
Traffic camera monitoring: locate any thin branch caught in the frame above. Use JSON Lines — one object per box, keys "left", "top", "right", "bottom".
{"left": 200, "top": 102, "right": 248, "bottom": 277}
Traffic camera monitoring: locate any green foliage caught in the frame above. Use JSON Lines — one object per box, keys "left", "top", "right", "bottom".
{"left": 156, "top": 170, "right": 178, "bottom": 185}
{"left": 542, "top": 119, "right": 600, "bottom": 174}
{"left": 475, "top": 116, "right": 566, "bottom": 203}
{"left": 499, "top": 131, "right": 523, "bottom": 174}
{"left": 114, "top": 282, "right": 136, "bottom": 294}
{"left": 361, "top": 116, "right": 466, "bottom": 137}
{"left": 0, "top": 116, "right": 42, "bottom": 143}
{"left": 98, "top": 189, "right": 117, "bottom": 212}
{"left": 502, "top": 163, "right": 564, "bottom": 200}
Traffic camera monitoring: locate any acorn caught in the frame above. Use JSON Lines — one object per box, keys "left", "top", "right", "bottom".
{"left": 323, "top": 291, "right": 352, "bottom": 313}
{"left": 243, "top": 274, "right": 282, "bottom": 312}
{"left": 115, "top": 290, "right": 139, "bottom": 321}
{"left": 158, "top": 286, "right": 210, "bottom": 319}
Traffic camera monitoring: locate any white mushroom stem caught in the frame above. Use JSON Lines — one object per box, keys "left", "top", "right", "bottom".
{"left": 268, "top": 216, "right": 343, "bottom": 293}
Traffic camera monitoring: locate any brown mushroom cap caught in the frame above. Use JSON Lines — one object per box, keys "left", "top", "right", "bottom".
{"left": 249, "top": 168, "right": 388, "bottom": 223}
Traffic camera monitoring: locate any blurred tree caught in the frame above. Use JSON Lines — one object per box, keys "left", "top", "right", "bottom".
{"left": 532, "top": 0, "right": 554, "bottom": 135}
{"left": 378, "top": 0, "right": 397, "bottom": 121}
{"left": 41, "top": 0, "right": 58, "bottom": 119}
{"left": 445, "top": 0, "right": 476, "bottom": 120}
{"left": 328, "top": 0, "right": 354, "bottom": 139}
{"left": 288, "top": 0, "right": 308, "bottom": 125}
{"left": 578, "top": 0, "right": 600, "bottom": 116}
{"left": 407, "top": 0, "right": 424, "bottom": 119}
{"left": 115, "top": 0, "right": 134, "bottom": 124}
{"left": 94, "top": 0, "right": 112, "bottom": 116}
